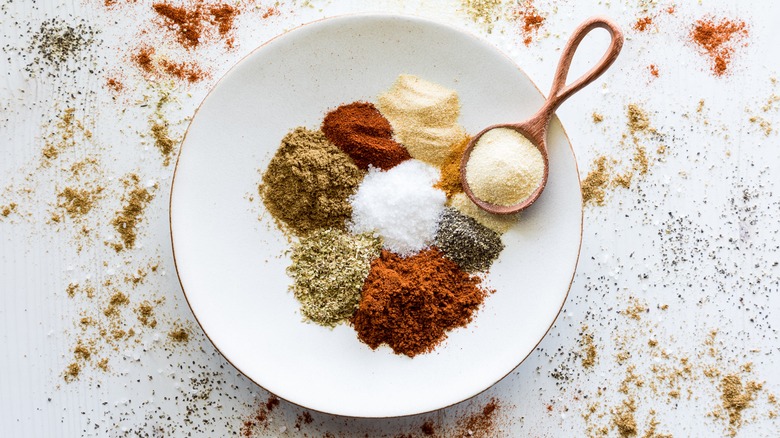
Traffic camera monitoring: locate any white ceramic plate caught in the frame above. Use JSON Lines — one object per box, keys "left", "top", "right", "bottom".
{"left": 170, "top": 14, "right": 582, "bottom": 418}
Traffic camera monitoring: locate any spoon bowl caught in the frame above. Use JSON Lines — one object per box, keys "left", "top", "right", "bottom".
{"left": 460, "top": 16, "right": 624, "bottom": 215}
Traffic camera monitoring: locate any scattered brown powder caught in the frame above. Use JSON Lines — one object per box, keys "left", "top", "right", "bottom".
{"left": 627, "top": 104, "right": 651, "bottom": 134}
{"left": 612, "top": 397, "right": 637, "bottom": 438}
{"left": 623, "top": 298, "right": 647, "bottom": 320}
{"left": 582, "top": 156, "right": 611, "bottom": 206}
{"left": 581, "top": 325, "right": 598, "bottom": 369}
{"left": 151, "top": 121, "right": 176, "bottom": 165}
{"left": 111, "top": 174, "right": 155, "bottom": 251}
{"left": 168, "top": 326, "right": 190, "bottom": 343}
{"left": 691, "top": 17, "right": 748, "bottom": 76}
{"left": 104, "top": 291, "right": 129, "bottom": 318}
{"left": 135, "top": 301, "right": 158, "bottom": 328}
{"left": 42, "top": 108, "right": 91, "bottom": 160}
{"left": 749, "top": 115, "right": 772, "bottom": 136}
{"left": 1, "top": 203, "right": 17, "bottom": 217}
{"left": 63, "top": 362, "right": 81, "bottom": 382}
{"left": 57, "top": 186, "right": 103, "bottom": 218}
{"left": 592, "top": 112, "right": 604, "bottom": 123}
{"left": 720, "top": 374, "right": 763, "bottom": 436}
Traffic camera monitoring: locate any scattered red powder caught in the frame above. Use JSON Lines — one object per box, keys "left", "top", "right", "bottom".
{"left": 240, "top": 395, "right": 280, "bottom": 437}
{"left": 634, "top": 16, "right": 653, "bottom": 32}
{"left": 133, "top": 46, "right": 155, "bottom": 74}
{"left": 667, "top": 5, "right": 676, "bottom": 14}
{"left": 455, "top": 399, "right": 500, "bottom": 438}
{"left": 690, "top": 17, "right": 748, "bottom": 76}
{"left": 160, "top": 59, "right": 206, "bottom": 82}
{"left": 649, "top": 64, "right": 659, "bottom": 77}
{"left": 152, "top": 1, "right": 239, "bottom": 49}
{"left": 132, "top": 46, "right": 206, "bottom": 83}
{"left": 513, "top": 1, "right": 545, "bottom": 46}
{"left": 106, "top": 77, "right": 124, "bottom": 93}
{"left": 261, "top": 6, "right": 280, "bottom": 19}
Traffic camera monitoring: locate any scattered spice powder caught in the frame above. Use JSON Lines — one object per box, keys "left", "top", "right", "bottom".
{"left": 152, "top": 1, "right": 239, "bottom": 49}
{"left": 135, "top": 301, "right": 158, "bottom": 328}
{"left": 168, "top": 326, "right": 191, "bottom": 343}
{"left": 612, "top": 397, "right": 638, "bottom": 438}
{"left": 111, "top": 174, "right": 155, "bottom": 251}
{"left": 581, "top": 156, "right": 611, "bottom": 206}
{"left": 42, "top": 108, "right": 91, "bottom": 161}
{"left": 240, "top": 395, "right": 281, "bottom": 436}
{"left": 592, "top": 112, "right": 604, "bottom": 123}
{"left": 690, "top": 17, "right": 748, "bottom": 76}
{"left": 634, "top": 16, "right": 653, "bottom": 32}
{"left": 461, "top": 0, "right": 503, "bottom": 33}
{"left": 456, "top": 399, "right": 500, "bottom": 438}
{"left": 513, "top": 1, "right": 545, "bottom": 46}
{"left": 132, "top": 45, "right": 206, "bottom": 83}
{"left": 649, "top": 64, "right": 659, "bottom": 78}
{"left": 581, "top": 325, "right": 597, "bottom": 369}
{"left": 1, "top": 203, "right": 17, "bottom": 217}
{"left": 106, "top": 77, "right": 124, "bottom": 93}
{"left": 421, "top": 420, "right": 435, "bottom": 436}
{"left": 719, "top": 374, "right": 764, "bottom": 437}
{"left": 57, "top": 186, "right": 103, "bottom": 218}
{"left": 352, "top": 248, "right": 488, "bottom": 357}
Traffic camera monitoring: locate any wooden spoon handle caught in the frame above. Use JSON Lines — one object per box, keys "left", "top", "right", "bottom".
{"left": 520, "top": 17, "right": 623, "bottom": 142}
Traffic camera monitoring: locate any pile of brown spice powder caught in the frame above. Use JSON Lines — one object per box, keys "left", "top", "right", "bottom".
{"left": 690, "top": 17, "right": 748, "bottom": 76}
{"left": 352, "top": 248, "right": 488, "bottom": 357}
{"left": 260, "top": 127, "right": 363, "bottom": 236}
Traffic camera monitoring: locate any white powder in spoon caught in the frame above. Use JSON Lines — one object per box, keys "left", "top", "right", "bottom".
{"left": 465, "top": 128, "right": 545, "bottom": 206}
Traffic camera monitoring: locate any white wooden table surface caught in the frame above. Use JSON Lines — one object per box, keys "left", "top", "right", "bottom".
{"left": 2, "top": 1, "right": 779, "bottom": 436}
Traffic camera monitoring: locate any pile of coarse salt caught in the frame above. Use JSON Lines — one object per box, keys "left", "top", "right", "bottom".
{"left": 349, "top": 160, "right": 446, "bottom": 256}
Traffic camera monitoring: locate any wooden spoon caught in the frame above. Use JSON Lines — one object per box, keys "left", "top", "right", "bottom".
{"left": 460, "top": 16, "right": 624, "bottom": 215}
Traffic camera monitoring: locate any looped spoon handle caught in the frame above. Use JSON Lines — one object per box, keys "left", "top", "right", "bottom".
{"left": 459, "top": 16, "right": 624, "bottom": 216}
{"left": 517, "top": 17, "right": 624, "bottom": 145}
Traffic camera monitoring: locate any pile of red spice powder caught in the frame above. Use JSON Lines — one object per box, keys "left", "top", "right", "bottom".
{"left": 352, "top": 248, "right": 488, "bottom": 357}
{"left": 322, "top": 102, "right": 411, "bottom": 170}
{"left": 690, "top": 17, "right": 748, "bottom": 76}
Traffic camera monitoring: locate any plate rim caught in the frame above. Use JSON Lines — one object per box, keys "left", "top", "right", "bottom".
{"left": 168, "top": 12, "right": 584, "bottom": 418}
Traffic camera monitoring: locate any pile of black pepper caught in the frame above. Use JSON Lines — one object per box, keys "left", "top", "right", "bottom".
{"left": 435, "top": 207, "right": 504, "bottom": 273}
